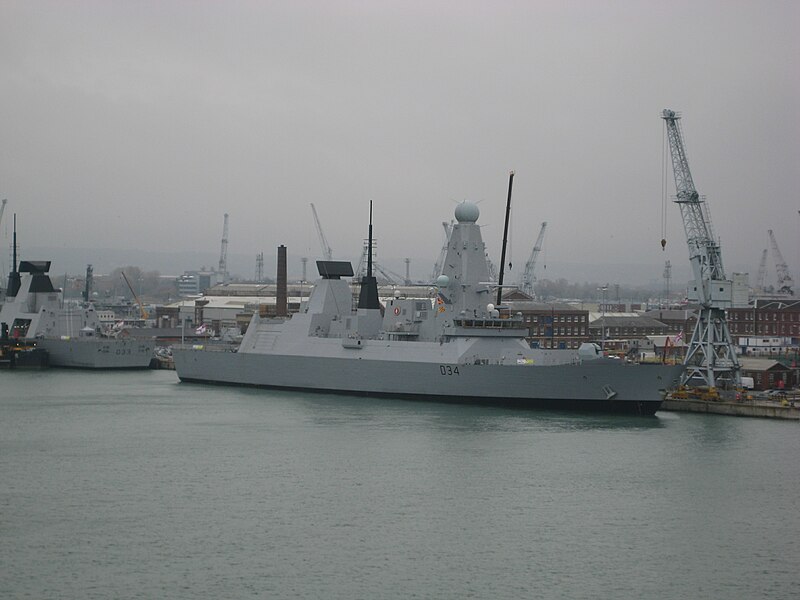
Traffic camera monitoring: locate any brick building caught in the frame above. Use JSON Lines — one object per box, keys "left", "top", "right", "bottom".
{"left": 588, "top": 314, "right": 671, "bottom": 354}
{"left": 739, "top": 358, "right": 796, "bottom": 391}
{"left": 506, "top": 301, "right": 591, "bottom": 349}
{"left": 727, "top": 299, "right": 800, "bottom": 342}
{"left": 643, "top": 307, "right": 698, "bottom": 342}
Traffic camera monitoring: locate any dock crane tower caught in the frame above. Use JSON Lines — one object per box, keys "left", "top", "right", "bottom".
{"left": 430, "top": 220, "right": 453, "bottom": 282}
{"left": 756, "top": 248, "right": 769, "bottom": 294}
{"left": 255, "top": 252, "right": 264, "bottom": 283}
{"left": 218, "top": 213, "right": 229, "bottom": 282}
{"left": 310, "top": 203, "right": 333, "bottom": 261}
{"left": 520, "top": 221, "right": 547, "bottom": 297}
{"left": 662, "top": 109, "right": 739, "bottom": 388}
{"left": 767, "top": 229, "right": 794, "bottom": 295}
{"left": 121, "top": 270, "right": 148, "bottom": 320}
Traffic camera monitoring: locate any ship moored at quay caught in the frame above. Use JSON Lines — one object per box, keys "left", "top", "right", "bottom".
{"left": 0, "top": 259, "right": 153, "bottom": 370}
{"left": 174, "top": 199, "right": 683, "bottom": 414}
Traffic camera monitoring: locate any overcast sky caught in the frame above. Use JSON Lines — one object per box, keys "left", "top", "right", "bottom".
{"left": 1, "top": 0, "right": 798, "bottom": 285}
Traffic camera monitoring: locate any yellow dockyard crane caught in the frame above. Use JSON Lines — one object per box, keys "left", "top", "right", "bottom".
{"left": 121, "top": 271, "right": 149, "bottom": 320}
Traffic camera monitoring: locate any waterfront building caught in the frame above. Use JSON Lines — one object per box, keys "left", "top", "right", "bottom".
{"left": 504, "top": 301, "right": 591, "bottom": 349}
{"left": 727, "top": 299, "right": 800, "bottom": 344}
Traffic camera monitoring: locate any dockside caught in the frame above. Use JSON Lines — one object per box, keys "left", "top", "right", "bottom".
{"left": 662, "top": 392, "right": 800, "bottom": 420}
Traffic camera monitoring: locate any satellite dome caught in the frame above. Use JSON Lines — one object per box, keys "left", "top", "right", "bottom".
{"left": 436, "top": 275, "right": 449, "bottom": 288}
{"left": 455, "top": 201, "right": 479, "bottom": 223}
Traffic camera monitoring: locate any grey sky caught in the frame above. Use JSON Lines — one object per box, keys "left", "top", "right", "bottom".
{"left": 1, "top": 0, "right": 798, "bottom": 285}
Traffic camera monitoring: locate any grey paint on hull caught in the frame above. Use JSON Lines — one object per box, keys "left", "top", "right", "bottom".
{"left": 36, "top": 337, "right": 153, "bottom": 369}
{"left": 174, "top": 348, "right": 682, "bottom": 410}
{"left": 1, "top": 259, "right": 155, "bottom": 369}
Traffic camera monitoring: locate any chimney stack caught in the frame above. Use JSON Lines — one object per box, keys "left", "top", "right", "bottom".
{"left": 276, "top": 245, "right": 287, "bottom": 316}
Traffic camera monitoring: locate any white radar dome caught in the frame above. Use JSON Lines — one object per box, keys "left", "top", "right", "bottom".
{"left": 455, "top": 201, "right": 480, "bottom": 223}
{"left": 436, "top": 275, "right": 449, "bottom": 287}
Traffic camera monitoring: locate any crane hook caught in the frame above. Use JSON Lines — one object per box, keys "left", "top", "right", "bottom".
{"left": 661, "top": 238, "right": 667, "bottom": 251}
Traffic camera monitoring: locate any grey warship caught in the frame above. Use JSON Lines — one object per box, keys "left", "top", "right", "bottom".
{"left": 174, "top": 201, "right": 682, "bottom": 414}
{"left": 1, "top": 258, "right": 153, "bottom": 369}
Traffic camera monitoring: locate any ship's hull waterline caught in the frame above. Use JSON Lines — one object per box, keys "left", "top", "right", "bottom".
{"left": 174, "top": 347, "right": 683, "bottom": 415}
{"left": 37, "top": 337, "right": 153, "bottom": 369}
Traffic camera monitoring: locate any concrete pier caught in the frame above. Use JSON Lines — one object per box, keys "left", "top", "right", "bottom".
{"left": 661, "top": 396, "right": 800, "bottom": 420}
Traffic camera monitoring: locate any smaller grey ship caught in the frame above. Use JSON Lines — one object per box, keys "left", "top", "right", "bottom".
{"left": 174, "top": 201, "right": 683, "bottom": 414}
{"left": 1, "top": 259, "right": 153, "bottom": 369}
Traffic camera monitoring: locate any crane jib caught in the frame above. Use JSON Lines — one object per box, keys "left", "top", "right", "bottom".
{"left": 661, "top": 108, "right": 739, "bottom": 389}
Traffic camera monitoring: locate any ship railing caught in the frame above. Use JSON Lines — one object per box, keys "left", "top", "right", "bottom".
{"left": 453, "top": 318, "right": 525, "bottom": 329}
{"left": 173, "top": 343, "right": 239, "bottom": 352}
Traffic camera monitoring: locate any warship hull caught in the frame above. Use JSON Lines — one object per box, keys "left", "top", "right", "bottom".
{"left": 174, "top": 343, "right": 682, "bottom": 415}
{"left": 37, "top": 337, "right": 153, "bottom": 369}
{"left": 174, "top": 199, "right": 684, "bottom": 415}
{"left": 2, "top": 259, "right": 155, "bottom": 370}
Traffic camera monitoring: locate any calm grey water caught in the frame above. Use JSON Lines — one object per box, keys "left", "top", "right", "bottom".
{"left": 1, "top": 370, "right": 798, "bottom": 599}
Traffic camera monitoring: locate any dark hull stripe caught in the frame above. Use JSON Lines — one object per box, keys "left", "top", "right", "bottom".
{"left": 178, "top": 376, "right": 663, "bottom": 416}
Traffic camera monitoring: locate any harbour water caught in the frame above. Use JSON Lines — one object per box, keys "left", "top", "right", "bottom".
{"left": 2, "top": 370, "right": 798, "bottom": 599}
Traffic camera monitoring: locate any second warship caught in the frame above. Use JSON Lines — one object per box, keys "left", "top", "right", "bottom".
{"left": 0, "top": 223, "right": 153, "bottom": 369}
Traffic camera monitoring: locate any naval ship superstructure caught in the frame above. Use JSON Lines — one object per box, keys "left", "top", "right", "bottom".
{"left": 0, "top": 260, "right": 153, "bottom": 369}
{"left": 174, "top": 202, "right": 683, "bottom": 414}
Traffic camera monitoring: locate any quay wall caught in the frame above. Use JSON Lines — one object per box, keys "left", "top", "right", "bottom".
{"left": 661, "top": 398, "right": 800, "bottom": 420}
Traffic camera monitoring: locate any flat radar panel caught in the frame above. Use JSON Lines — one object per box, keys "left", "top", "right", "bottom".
{"left": 18, "top": 261, "right": 52, "bottom": 273}
{"left": 316, "top": 261, "right": 354, "bottom": 279}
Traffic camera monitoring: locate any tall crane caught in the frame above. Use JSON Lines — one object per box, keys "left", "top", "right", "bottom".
{"left": 520, "top": 221, "right": 547, "bottom": 297}
{"left": 767, "top": 229, "right": 794, "bottom": 295}
{"left": 430, "top": 220, "right": 453, "bottom": 282}
{"left": 662, "top": 109, "right": 739, "bottom": 388}
{"left": 218, "top": 213, "right": 229, "bottom": 282}
{"left": 255, "top": 252, "right": 264, "bottom": 283}
{"left": 755, "top": 248, "right": 768, "bottom": 294}
{"left": 354, "top": 237, "right": 404, "bottom": 283}
{"left": 121, "top": 271, "right": 148, "bottom": 320}
{"left": 310, "top": 203, "right": 333, "bottom": 261}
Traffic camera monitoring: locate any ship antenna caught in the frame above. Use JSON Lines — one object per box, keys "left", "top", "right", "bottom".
{"left": 496, "top": 170, "right": 514, "bottom": 306}
{"left": 357, "top": 200, "right": 380, "bottom": 309}
{"left": 367, "top": 200, "right": 373, "bottom": 279}
{"left": 12, "top": 213, "right": 17, "bottom": 273}
{"left": 6, "top": 213, "right": 21, "bottom": 297}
